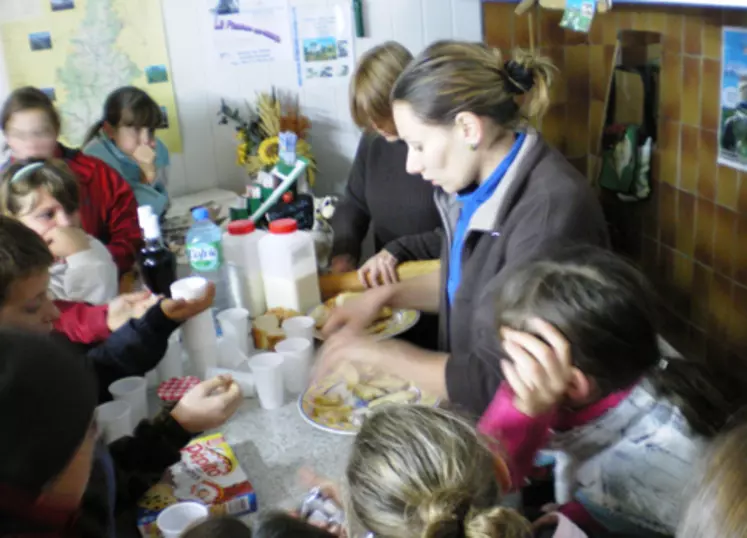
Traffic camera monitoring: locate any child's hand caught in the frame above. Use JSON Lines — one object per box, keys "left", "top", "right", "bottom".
{"left": 133, "top": 144, "right": 157, "bottom": 183}
{"left": 171, "top": 375, "right": 243, "bottom": 433}
{"left": 160, "top": 282, "right": 215, "bottom": 322}
{"left": 500, "top": 319, "right": 574, "bottom": 417}
{"left": 45, "top": 226, "right": 90, "bottom": 259}
{"left": 107, "top": 290, "right": 158, "bottom": 331}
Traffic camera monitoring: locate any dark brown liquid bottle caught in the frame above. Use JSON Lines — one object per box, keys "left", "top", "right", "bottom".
{"left": 138, "top": 213, "right": 177, "bottom": 296}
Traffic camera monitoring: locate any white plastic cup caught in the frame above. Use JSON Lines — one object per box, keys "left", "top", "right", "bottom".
{"left": 156, "top": 501, "right": 209, "bottom": 538}
{"left": 282, "top": 316, "right": 315, "bottom": 342}
{"left": 109, "top": 377, "right": 148, "bottom": 425}
{"left": 247, "top": 352, "right": 285, "bottom": 410}
{"left": 217, "top": 307, "right": 250, "bottom": 356}
{"left": 146, "top": 369, "right": 159, "bottom": 389}
{"left": 158, "top": 330, "right": 184, "bottom": 381}
{"left": 95, "top": 401, "right": 132, "bottom": 443}
{"left": 275, "top": 337, "right": 313, "bottom": 394}
{"left": 206, "top": 366, "right": 256, "bottom": 397}
{"left": 170, "top": 277, "right": 219, "bottom": 353}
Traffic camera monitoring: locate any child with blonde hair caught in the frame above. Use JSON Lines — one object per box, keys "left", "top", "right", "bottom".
{"left": 344, "top": 404, "right": 586, "bottom": 538}
{"left": 677, "top": 420, "right": 747, "bottom": 538}
{"left": 1, "top": 160, "right": 117, "bottom": 304}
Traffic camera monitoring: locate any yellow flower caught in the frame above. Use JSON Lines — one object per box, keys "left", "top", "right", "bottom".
{"left": 258, "top": 136, "right": 280, "bottom": 167}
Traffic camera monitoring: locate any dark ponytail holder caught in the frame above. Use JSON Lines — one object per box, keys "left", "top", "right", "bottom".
{"left": 503, "top": 60, "right": 535, "bottom": 95}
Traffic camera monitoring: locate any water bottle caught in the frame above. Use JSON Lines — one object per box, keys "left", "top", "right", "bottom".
{"left": 185, "top": 207, "right": 229, "bottom": 312}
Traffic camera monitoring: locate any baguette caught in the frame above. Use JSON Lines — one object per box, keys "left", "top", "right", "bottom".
{"left": 319, "top": 260, "right": 441, "bottom": 300}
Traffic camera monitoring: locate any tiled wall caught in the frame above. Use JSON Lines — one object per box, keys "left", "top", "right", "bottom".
{"left": 483, "top": 3, "right": 747, "bottom": 362}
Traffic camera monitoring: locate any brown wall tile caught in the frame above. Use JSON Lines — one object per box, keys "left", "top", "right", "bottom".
{"left": 695, "top": 197, "right": 715, "bottom": 266}
{"left": 565, "top": 45, "right": 590, "bottom": 100}
{"left": 713, "top": 205, "right": 736, "bottom": 276}
{"left": 682, "top": 13, "right": 703, "bottom": 56}
{"left": 659, "top": 182, "right": 677, "bottom": 247}
{"left": 691, "top": 262, "right": 712, "bottom": 329}
{"left": 484, "top": 4, "right": 515, "bottom": 50}
{"left": 676, "top": 191, "right": 696, "bottom": 257}
{"left": 681, "top": 56, "right": 702, "bottom": 127}
{"left": 659, "top": 120, "right": 680, "bottom": 186}
{"left": 734, "top": 214, "right": 747, "bottom": 286}
{"left": 698, "top": 129, "right": 718, "bottom": 201}
{"left": 679, "top": 125, "right": 699, "bottom": 193}
{"left": 701, "top": 59, "right": 722, "bottom": 131}
{"left": 660, "top": 53, "right": 683, "bottom": 122}
{"left": 664, "top": 13, "right": 684, "bottom": 53}
{"left": 717, "top": 166, "right": 738, "bottom": 210}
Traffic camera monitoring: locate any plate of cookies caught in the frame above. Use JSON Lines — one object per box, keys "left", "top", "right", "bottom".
{"left": 308, "top": 292, "right": 420, "bottom": 341}
{"left": 298, "top": 363, "right": 439, "bottom": 435}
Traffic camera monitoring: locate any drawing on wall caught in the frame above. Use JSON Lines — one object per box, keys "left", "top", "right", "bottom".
{"left": 1, "top": 0, "right": 183, "bottom": 152}
{"left": 145, "top": 65, "right": 169, "bottom": 84}
{"left": 210, "top": 0, "right": 294, "bottom": 66}
{"left": 29, "top": 31, "right": 52, "bottom": 51}
{"left": 718, "top": 27, "right": 747, "bottom": 172}
{"left": 40, "top": 87, "right": 57, "bottom": 101}
{"left": 292, "top": 2, "right": 354, "bottom": 87}
{"left": 51, "top": 0, "right": 75, "bottom": 11}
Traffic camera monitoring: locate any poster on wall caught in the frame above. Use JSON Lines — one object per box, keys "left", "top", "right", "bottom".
{"left": 718, "top": 27, "right": 747, "bottom": 172}
{"left": 0, "top": 0, "right": 183, "bottom": 153}
{"left": 291, "top": 2, "right": 354, "bottom": 87}
{"left": 210, "top": 0, "right": 294, "bottom": 66}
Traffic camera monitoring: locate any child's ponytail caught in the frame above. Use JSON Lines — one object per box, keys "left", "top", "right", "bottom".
{"left": 82, "top": 119, "right": 105, "bottom": 147}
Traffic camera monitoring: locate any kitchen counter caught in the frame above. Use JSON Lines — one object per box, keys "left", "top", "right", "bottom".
{"left": 220, "top": 397, "right": 353, "bottom": 516}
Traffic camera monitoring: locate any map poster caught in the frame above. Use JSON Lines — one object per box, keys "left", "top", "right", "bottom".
{"left": 292, "top": 2, "right": 354, "bottom": 87}
{"left": 210, "top": 0, "right": 294, "bottom": 66}
{"left": 0, "top": 0, "right": 183, "bottom": 153}
{"left": 718, "top": 27, "right": 747, "bottom": 173}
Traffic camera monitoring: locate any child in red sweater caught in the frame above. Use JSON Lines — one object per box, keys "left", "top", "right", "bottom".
{"left": 1, "top": 86, "right": 141, "bottom": 273}
{"left": 478, "top": 246, "right": 747, "bottom": 537}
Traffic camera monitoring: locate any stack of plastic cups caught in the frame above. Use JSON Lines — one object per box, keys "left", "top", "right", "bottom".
{"left": 170, "top": 277, "right": 218, "bottom": 379}
{"left": 158, "top": 330, "right": 184, "bottom": 381}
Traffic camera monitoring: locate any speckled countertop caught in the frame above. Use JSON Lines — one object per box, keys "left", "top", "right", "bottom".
{"left": 218, "top": 397, "right": 353, "bottom": 516}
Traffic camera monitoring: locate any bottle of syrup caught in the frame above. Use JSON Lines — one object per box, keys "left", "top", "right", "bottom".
{"left": 138, "top": 211, "right": 177, "bottom": 297}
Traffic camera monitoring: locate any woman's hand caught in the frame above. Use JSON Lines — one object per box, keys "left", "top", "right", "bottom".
{"left": 45, "top": 226, "right": 90, "bottom": 259}
{"left": 358, "top": 249, "right": 398, "bottom": 288}
{"left": 313, "top": 331, "right": 386, "bottom": 383}
{"left": 321, "top": 287, "right": 390, "bottom": 337}
{"left": 160, "top": 282, "right": 216, "bottom": 322}
{"left": 171, "top": 375, "right": 243, "bottom": 433}
{"left": 500, "top": 319, "right": 574, "bottom": 417}
{"left": 329, "top": 254, "right": 356, "bottom": 274}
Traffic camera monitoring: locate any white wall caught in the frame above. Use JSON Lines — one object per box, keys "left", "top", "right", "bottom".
{"left": 0, "top": 0, "right": 482, "bottom": 196}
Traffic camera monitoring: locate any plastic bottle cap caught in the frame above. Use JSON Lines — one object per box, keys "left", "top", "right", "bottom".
{"left": 143, "top": 214, "right": 161, "bottom": 240}
{"left": 192, "top": 207, "right": 210, "bottom": 221}
{"left": 228, "top": 220, "right": 256, "bottom": 235}
{"left": 269, "top": 218, "right": 298, "bottom": 234}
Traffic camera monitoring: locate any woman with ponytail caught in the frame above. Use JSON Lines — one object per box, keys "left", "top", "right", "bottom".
{"left": 478, "top": 245, "right": 747, "bottom": 537}
{"left": 345, "top": 405, "right": 588, "bottom": 538}
{"left": 316, "top": 41, "right": 608, "bottom": 417}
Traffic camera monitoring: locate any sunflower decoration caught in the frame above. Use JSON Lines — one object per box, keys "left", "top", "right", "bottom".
{"left": 219, "top": 89, "right": 317, "bottom": 186}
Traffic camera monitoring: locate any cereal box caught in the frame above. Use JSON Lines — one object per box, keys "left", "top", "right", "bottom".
{"left": 136, "top": 433, "right": 257, "bottom": 537}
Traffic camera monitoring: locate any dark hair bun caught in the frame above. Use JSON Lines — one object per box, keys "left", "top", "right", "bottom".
{"left": 503, "top": 60, "right": 534, "bottom": 95}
